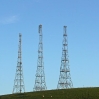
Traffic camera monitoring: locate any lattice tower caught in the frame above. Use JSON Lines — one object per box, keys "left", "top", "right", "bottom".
{"left": 33, "top": 25, "right": 47, "bottom": 91}
{"left": 57, "top": 26, "right": 73, "bottom": 89}
{"left": 13, "top": 33, "right": 25, "bottom": 93}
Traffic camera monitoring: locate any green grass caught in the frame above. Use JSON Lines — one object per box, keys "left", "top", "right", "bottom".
{"left": 0, "top": 87, "right": 99, "bottom": 99}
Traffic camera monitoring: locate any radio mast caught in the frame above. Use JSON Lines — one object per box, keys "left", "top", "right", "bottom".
{"left": 13, "top": 33, "right": 25, "bottom": 93}
{"left": 57, "top": 26, "right": 73, "bottom": 89}
{"left": 33, "top": 25, "right": 47, "bottom": 91}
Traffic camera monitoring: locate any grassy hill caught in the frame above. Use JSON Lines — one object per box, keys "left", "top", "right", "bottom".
{"left": 0, "top": 87, "right": 99, "bottom": 99}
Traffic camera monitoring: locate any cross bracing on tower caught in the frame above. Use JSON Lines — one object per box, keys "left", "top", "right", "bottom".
{"left": 12, "top": 33, "right": 25, "bottom": 93}
{"left": 57, "top": 26, "right": 73, "bottom": 89}
{"left": 33, "top": 25, "right": 47, "bottom": 91}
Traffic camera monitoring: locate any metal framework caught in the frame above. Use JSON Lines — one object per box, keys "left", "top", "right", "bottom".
{"left": 57, "top": 26, "right": 73, "bottom": 89}
{"left": 33, "top": 25, "right": 47, "bottom": 91}
{"left": 13, "top": 33, "right": 25, "bottom": 93}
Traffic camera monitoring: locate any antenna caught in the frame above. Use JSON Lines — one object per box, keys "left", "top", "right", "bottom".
{"left": 57, "top": 26, "right": 73, "bottom": 89}
{"left": 13, "top": 33, "right": 25, "bottom": 93}
{"left": 33, "top": 25, "right": 47, "bottom": 91}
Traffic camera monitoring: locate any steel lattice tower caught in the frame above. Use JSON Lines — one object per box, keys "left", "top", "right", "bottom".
{"left": 13, "top": 33, "right": 25, "bottom": 93}
{"left": 57, "top": 26, "right": 73, "bottom": 89}
{"left": 33, "top": 25, "right": 47, "bottom": 91}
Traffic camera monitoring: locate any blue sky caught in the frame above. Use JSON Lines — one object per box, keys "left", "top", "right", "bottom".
{"left": 0, "top": 0, "right": 99, "bottom": 95}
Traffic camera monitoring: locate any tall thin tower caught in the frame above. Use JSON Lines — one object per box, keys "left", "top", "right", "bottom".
{"left": 57, "top": 26, "right": 73, "bottom": 89}
{"left": 13, "top": 33, "right": 25, "bottom": 93}
{"left": 33, "top": 24, "right": 47, "bottom": 91}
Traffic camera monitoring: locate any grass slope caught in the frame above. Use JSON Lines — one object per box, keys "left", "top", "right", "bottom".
{"left": 0, "top": 87, "right": 99, "bottom": 99}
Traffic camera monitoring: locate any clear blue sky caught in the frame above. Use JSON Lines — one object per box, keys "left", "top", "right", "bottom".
{"left": 0, "top": 0, "right": 99, "bottom": 95}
